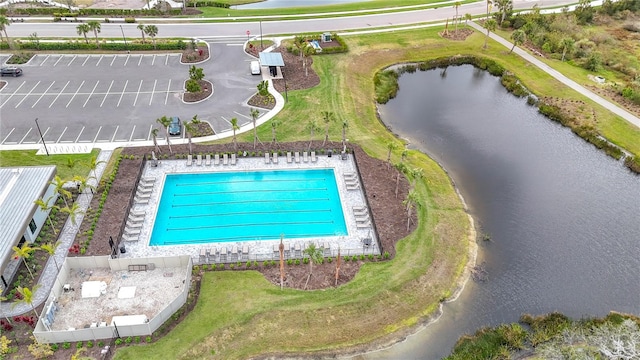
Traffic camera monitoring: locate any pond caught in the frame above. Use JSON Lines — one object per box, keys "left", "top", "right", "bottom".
{"left": 367, "top": 65, "right": 640, "bottom": 359}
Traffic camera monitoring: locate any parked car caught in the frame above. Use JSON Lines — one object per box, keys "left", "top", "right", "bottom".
{"left": 168, "top": 117, "right": 182, "bottom": 136}
{"left": 250, "top": 61, "right": 261, "bottom": 75}
{"left": 0, "top": 66, "right": 23, "bottom": 77}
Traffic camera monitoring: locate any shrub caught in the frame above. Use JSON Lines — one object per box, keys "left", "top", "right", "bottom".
{"left": 295, "top": 259, "right": 301, "bottom": 265}
{"left": 134, "top": 336, "right": 140, "bottom": 343}
{"left": 97, "top": 341, "right": 104, "bottom": 347}
{"left": 383, "top": 251, "right": 390, "bottom": 259}
{"left": 76, "top": 342, "right": 83, "bottom": 349}
{"left": 229, "top": 264, "right": 235, "bottom": 269}
{"left": 327, "top": 257, "right": 333, "bottom": 263}
{"left": 114, "top": 338, "right": 123, "bottom": 345}
{"left": 62, "top": 342, "right": 71, "bottom": 349}
{"left": 124, "top": 17, "right": 136, "bottom": 23}
{"left": 124, "top": 336, "right": 132, "bottom": 344}
{"left": 186, "top": 79, "right": 201, "bottom": 93}
{"left": 145, "top": 336, "right": 152, "bottom": 343}
{"left": 217, "top": 264, "right": 225, "bottom": 270}
{"left": 303, "top": 258, "right": 309, "bottom": 264}
{"left": 86, "top": 340, "right": 93, "bottom": 348}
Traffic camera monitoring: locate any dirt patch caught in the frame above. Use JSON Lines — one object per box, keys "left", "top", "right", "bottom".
{"left": 181, "top": 46, "right": 209, "bottom": 64}
{"left": 440, "top": 27, "right": 475, "bottom": 41}
{"left": 247, "top": 93, "right": 276, "bottom": 109}
{"left": 183, "top": 79, "right": 212, "bottom": 103}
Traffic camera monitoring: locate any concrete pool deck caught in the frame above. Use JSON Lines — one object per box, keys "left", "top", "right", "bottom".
{"left": 120, "top": 152, "right": 380, "bottom": 264}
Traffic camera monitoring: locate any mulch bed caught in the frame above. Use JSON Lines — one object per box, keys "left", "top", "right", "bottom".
{"left": 183, "top": 79, "right": 212, "bottom": 103}
{"left": 181, "top": 46, "right": 209, "bottom": 64}
{"left": 440, "top": 27, "right": 475, "bottom": 41}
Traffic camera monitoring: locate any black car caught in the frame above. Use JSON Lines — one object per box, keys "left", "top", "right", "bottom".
{"left": 168, "top": 117, "right": 182, "bottom": 136}
{"left": 0, "top": 66, "right": 23, "bottom": 77}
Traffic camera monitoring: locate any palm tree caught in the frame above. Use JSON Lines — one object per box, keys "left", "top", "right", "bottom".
{"left": 0, "top": 15, "right": 11, "bottom": 47}
{"left": 403, "top": 190, "right": 420, "bottom": 232}
{"left": 60, "top": 202, "right": 83, "bottom": 226}
{"left": 483, "top": 18, "right": 497, "bottom": 49}
{"left": 464, "top": 13, "right": 472, "bottom": 28}
{"left": 72, "top": 175, "right": 94, "bottom": 200}
{"left": 386, "top": 141, "right": 397, "bottom": 170}
{"left": 13, "top": 285, "right": 41, "bottom": 321}
{"left": 86, "top": 155, "right": 105, "bottom": 180}
{"left": 303, "top": 243, "right": 324, "bottom": 290}
{"left": 151, "top": 128, "right": 161, "bottom": 154}
{"left": 76, "top": 23, "right": 90, "bottom": 44}
{"left": 321, "top": 111, "right": 334, "bottom": 146}
{"left": 341, "top": 120, "right": 348, "bottom": 147}
{"left": 494, "top": 0, "right": 512, "bottom": 25}
{"left": 410, "top": 167, "right": 424, "bottom": 187}
{"left": 50, "top": 175, "right": 71, "bottom": 208}
{"left": 561, "top": 37, "right": 575, "bottom": 62}
{"left": 34, "top": 197, "right": 58, "bottom": 235}
{"left": 87, "top": 20, "right": 101, "bottom": 47}
{"left": 293, "top": 35, "right": 306, "bottom": 61}
{"left": 144, "top": 25, "right": 159, "bottom": 50}
{"left": 335, "top": 247, "right": 341, "bottom": 286}
{"left": 185, "top": 118, "right": 197, "bottom": 155}
{"left": 302, "top": 45, "right": 314, "bottom": 77}
{"left": 156, "top": 116, "right": 173, "bottom": 155}
{"left": 137, "top": 23, "right": 146, "bottom": 44}
{"left": 394, "top": 162, "right": 408, "bottom": 199}
{"left": 278, "top": 235, "right": 285, "bottom": 290}
{"left": 250, "top": 108, "right": 261, "bottom": 149}
{"left": 0, "top": 295, "right": 12, "bottom": 324}
{"left": 12, "top": 244, "right": 37, "bottom": 280}
{"left": 271, "top": 119, "right": 279, "bottom": 144}
{"left": 509, "top": 29, "right": 526, "bottom": 54}
{"left": 230, "top": 117, "right": 239, "bottom": 150}
{"left": 307, "top": 120, "right": 318, "bottom": 150}
{"left": 454, "top": 2, "right": 461, "bottom": 33}
{"left": 40, "top": 242, "right": 61, "bottom": 271}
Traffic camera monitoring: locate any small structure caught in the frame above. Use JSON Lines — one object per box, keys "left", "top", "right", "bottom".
{"left": 321, "top": 33, "right": 332, "bottom": 43}
{"left": 258, "top": 52, "right": 285, "bottom": 79}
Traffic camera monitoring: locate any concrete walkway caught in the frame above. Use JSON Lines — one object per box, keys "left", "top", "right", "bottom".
{"left": 0, "top": 150, "right": 111, "bottom": 318}
{"left": 468, "top": 21, "right": 640, "bottom": 130}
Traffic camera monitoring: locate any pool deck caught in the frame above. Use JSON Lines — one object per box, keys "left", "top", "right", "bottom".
{"left": 120, "top": 152, "right": 379, "bottom": 263}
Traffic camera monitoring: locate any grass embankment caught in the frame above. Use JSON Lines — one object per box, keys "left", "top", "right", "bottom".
{"left": 0, "top": 149, "right": 100, "bottom": 179}
{"left": 117, "top": 24, "right": 640, "bottom": 358}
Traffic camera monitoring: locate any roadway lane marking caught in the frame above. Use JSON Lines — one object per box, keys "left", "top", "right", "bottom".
{"left": 164, "top": 79, "right": 171, "bottom": 105}
{"left": 0, "top": 81, "right": 25, "bottom": 108}
{"left": 133, "top": 80, "right": 143, "bottom": 106}
{"left": 19, "top": 128, "right": 33, "bottom": 144}
{"left": 137, "top": 55, "right": 143, "bottom": 66}
{"left": 93, "top": 126, "right": 102, "bottom": 143}
{"left": 117, "top": 80, "right": 128, "bottom": 107}
{"left": 129, "top": 125, "right": 136, "bottom": 141}
{"left": 66, "top": 80, "right": 85, "bottom": 108}
{"left": 110, "top": 55, "right": 117, "bottom": 66}
{"left": 149, "top": 79, "right": 157, "bottom": 105}
{"left": 75, "top": 126, "right": 85, "bottom": 142}
{"left": 124, "top": 54, "right": 130, "bottom": 66}
{"left": 83, "top": 81, "right": 100, "bottom": 108}
{"left": 14, "top": 81, "right": 41, "bottom": 108}
{"left": 111, "top": 125, "right": 119, "bottom": 142}
{"left": 165, "top": 54, "right": 169, "bottom": 66}
{"left": 1, "top": 128, "right": 15, "bottom": 144}
{"left": 32, "top": 81, "right": 55, "bottom": 108}
{"left": 49, "top": 80, "right": 70, "bottom": 108}
{"left": 100, "top": 80, "right": 114, "bottom": 107}
{"left": 53, "top": 56, "right": 64, "bottom": 66}
{"left": 56, "top": 127, "right": 68, "bottom": 143}
{"left": 40, "top": 55, "right": 51, "bottom": 66}
{"left": 82, "top": 56, "right": 90, "bottom": 66}
{"left": 226, "top": 44, "right": 244, "bottom": 46}
{"left": 96, "top": 55, "right": 104, "bottom": 66}
{"left": 38, "top": 127, "right": 51, "bottom": 143}
{"left": 151, "top": 54, "right": 156, "bottom": 66}
{"left": 67, "top": 55, "right": 77, "bottom": 66}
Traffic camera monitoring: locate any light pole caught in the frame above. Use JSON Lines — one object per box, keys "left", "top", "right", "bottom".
{"left": 119, "top": 25, "right": 129, "bottom": 53}
{"left": 34, "top": 118, "right": 49, "bottom": 156}
{"left": 259, "top": 20, "right": 263, "bottom": 50}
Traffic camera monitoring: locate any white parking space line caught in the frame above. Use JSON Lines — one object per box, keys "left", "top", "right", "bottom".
{"left": 31, "top": 81, "right": 55, "bottom": 108}
{"left": 67, "top": 55, "right": 77, "bottom": 66}
{"left": 49, "top": 80, "right": 70, "bottom": 108}
{"left": 83, "top": 81, "right": 100, "bottom": 108}
{"left": 124, "top": 54, "right": 130, "bottom": 66}
{"left": 53, "top": 56, "right": 64, "bottom": 66}
{"left": 100, "top": 80, "right": 114, "bottom": 107}
{"left": 110, "top": 55, "right": 117, "bottom": 66}
{"left": 38, "top": 127, "right": 51, "bottom": 143}
{"left": 96, "top": 55, "right": 104, "bottom": 66}
{"left": 66, "top": 80, "right": 85, "bottom": 108}
{"left": 75, "top": 126, "right": 85, "bottom": 142}
{"left": 164, "top": 79, "right": 171, "bottom": 105}
{"left": 111, "top": 126, "right": 119, "bottom": 142}
{"left": 1, "top": 128, "right": 15, "bottom": 144}
{"left": 93, "top": 126, "right": 102, "bottom": 143}
{"left": 137, "top": 55, "right": 143, "bottom": 66}
{"left": 15, "top": 81, "right": 41, "bottom": 108}
{"left": 149, "top": 79, "right": 157, "bottom": 105}
{"left": 56, "top": 127, "right": 68, "bottom": 143}
{"left": 82, "top": 56, "right": 90, "bottom": 66}
{"left": 19, "top": 128, "right": 33, "bottom": 144}
{"left": 117, "top": 80, "right": 128, "bottom": 107}
{"left": 148, "top": 125, "right": 153, "bottom": 140}
{"left": 129, "top": 125, "right": 136, "bottom": 141}
{"left": 0, "top": 81, "right": 25, "bottom": 108}
{"left": 165, "top": 54, "right": 169, "bottom": 66}
{"left": 233, "top": 111, "right": 252, "bottom": 120}
{"left": 151, "top": 55, "right": 156, "bottom": 66}
{"left": 133, "top": 80, "right": 143, "bottom": 106}
{"left": 40, "top": 55, "right": 51, "bottom": 66}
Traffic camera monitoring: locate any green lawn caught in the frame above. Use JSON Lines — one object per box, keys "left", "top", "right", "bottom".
{"left": 0, "top": 149, "right": 100, "bottom": 180}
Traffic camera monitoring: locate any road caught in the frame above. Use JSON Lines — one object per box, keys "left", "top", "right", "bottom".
{"left": 7, "top": 0, "right": 579, "bottom": 38}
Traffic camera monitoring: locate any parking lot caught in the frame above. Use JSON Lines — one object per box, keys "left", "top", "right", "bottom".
{"left": 0, "top": 39, "right": 263, "bottom": 145}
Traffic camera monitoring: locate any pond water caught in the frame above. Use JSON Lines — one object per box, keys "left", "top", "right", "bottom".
{"left": 366, "top": 65, "right": 640, "bottom": 359}
{"left": 236, "top": 0, "right": 370, "bottom": 9}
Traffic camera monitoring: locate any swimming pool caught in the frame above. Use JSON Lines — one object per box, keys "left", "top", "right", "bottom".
{"left": 150, "top": 169, "right": 347, "bottom": 245}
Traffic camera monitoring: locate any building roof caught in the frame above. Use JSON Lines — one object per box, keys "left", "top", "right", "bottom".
{"left": 259, "top": 52, "right": 285, "bottom": 67}
{"left": 0, "top": 166, "right": 57, "bottom": 273}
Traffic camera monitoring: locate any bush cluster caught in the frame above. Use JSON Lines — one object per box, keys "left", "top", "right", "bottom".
{"left": 5, "top": 7, "right": 181, "bottom": 16}
{"left": 189, "top": 1, "right": 229, "bottom": 8}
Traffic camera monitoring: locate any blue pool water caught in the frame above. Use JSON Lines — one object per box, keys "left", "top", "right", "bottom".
{"left": 150, "top": 169, "right": 347, "bottom": 245}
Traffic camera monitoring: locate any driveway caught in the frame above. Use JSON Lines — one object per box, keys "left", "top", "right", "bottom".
{"left": 0, "top": 37, "right": 261, "bottom": 145}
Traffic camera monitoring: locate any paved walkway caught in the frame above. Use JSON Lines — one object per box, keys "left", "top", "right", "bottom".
{"left": 468, "top": 21, "right": 640, "bottom": 129}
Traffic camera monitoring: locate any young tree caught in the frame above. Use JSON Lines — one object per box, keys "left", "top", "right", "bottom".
{"left": 86, "top": 155, "right": 105, "bottom": 180}
{"left": 464, "top": 13, "right": 472, "bottom": 27}
{"left": 137, "top": 23, "right": 146, "bottom": 44}
{"left": 410, "top": 167, "right": 424, "bottom": 187}
{"left": 13, "top": 285, "right": 41, "bottom": 321}
{"left": 342, "top": 120, "right": 349, "bottom": 147}
{"left": 561, "top": 37, "right": 575, "bottom": 62}
{"left": 40, "top": 242, "right": 61, "bottom": 271}
{"left": 156, "top": 116, "right": 173, "bottom": 155}
{"left": 321, "top": 111, "right": 335, "bottom": 146}
{"left": 494, "top": 0, "right": 512, "bottom": 25}
{"left": 87, "top": 20, "right": 101, "bottom": 47}
{"left": 230, "top": 117, "right": 239, "bottom": 150}
{"left": 278, "top": 235, "right": 285, "bottom": 290}
{"left": 144, "top": 25, "right": 159, "bottom": 50}
{"left": 394, "top": 162, "right": 408, "bottom": 199}
{"left": 72, "top": 174, "right": 95, "bottom": 200}
{"left": 302, "top": 45, "right": 315, "bottom": 77}
{"left": 34, "top": 197, "right": 58, "bottom": 235}
{"left": 50, "top": 175, "right": 71, "bottom": 208}
{"left": 509, "top": 29, "right": 526, "bottom": 54}
{"left": 403, "top": 190, "right": 420, "bottom": 232}
{"left": 303, "top": 243, "right": 324, "bottom": 290}
{"left": 454, "top": 2, "right": 461, "bottom": 33}
{"left": 184, "top": 116, "right": 198, "bottom": 155}
{"left": 0, "top": 16, "right": 11, "bottom": 48}
{"left": 335, "top": 247, "right": 341, "bottom": 286}
{"left": 189, "top": 66, "right": 205, "bottom": 81}
{"left": 386, "top": 141, "right": 397, "bottom": 170}
{"left": 151, "top": 128, "right": 161, "bottom": 154}
{"left": 76, "top": 23, "right": 90, "bottom": 44}
{"left": 185, "top": 79, "right": 201, "bottom": 93}
{"left": 483, "top": 18, "right": 497, "bottom": 49}
{"left": 250, "top": 108, "right": 261, "bottom": 149}
{"left": 271, "top": 119, "right": 279, "bottom": 144}
{"left": 60, "top": 201, "right": 83, "bottom": 226}
{"left": 12, "top": 244, "right": 37, "bottom": 280}
{"left": 293, "top": 35, "right": 306, "bottom": 61}
{"left": 307, "top": 119, "right": 319, "bottom": 150}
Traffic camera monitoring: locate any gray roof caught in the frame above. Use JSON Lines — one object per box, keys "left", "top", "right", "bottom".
{"left": 259, "top": 52, "right": 285, "bottom": 67}
{"left": 0, "top": 166, "right": 56, "bottom": 273}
